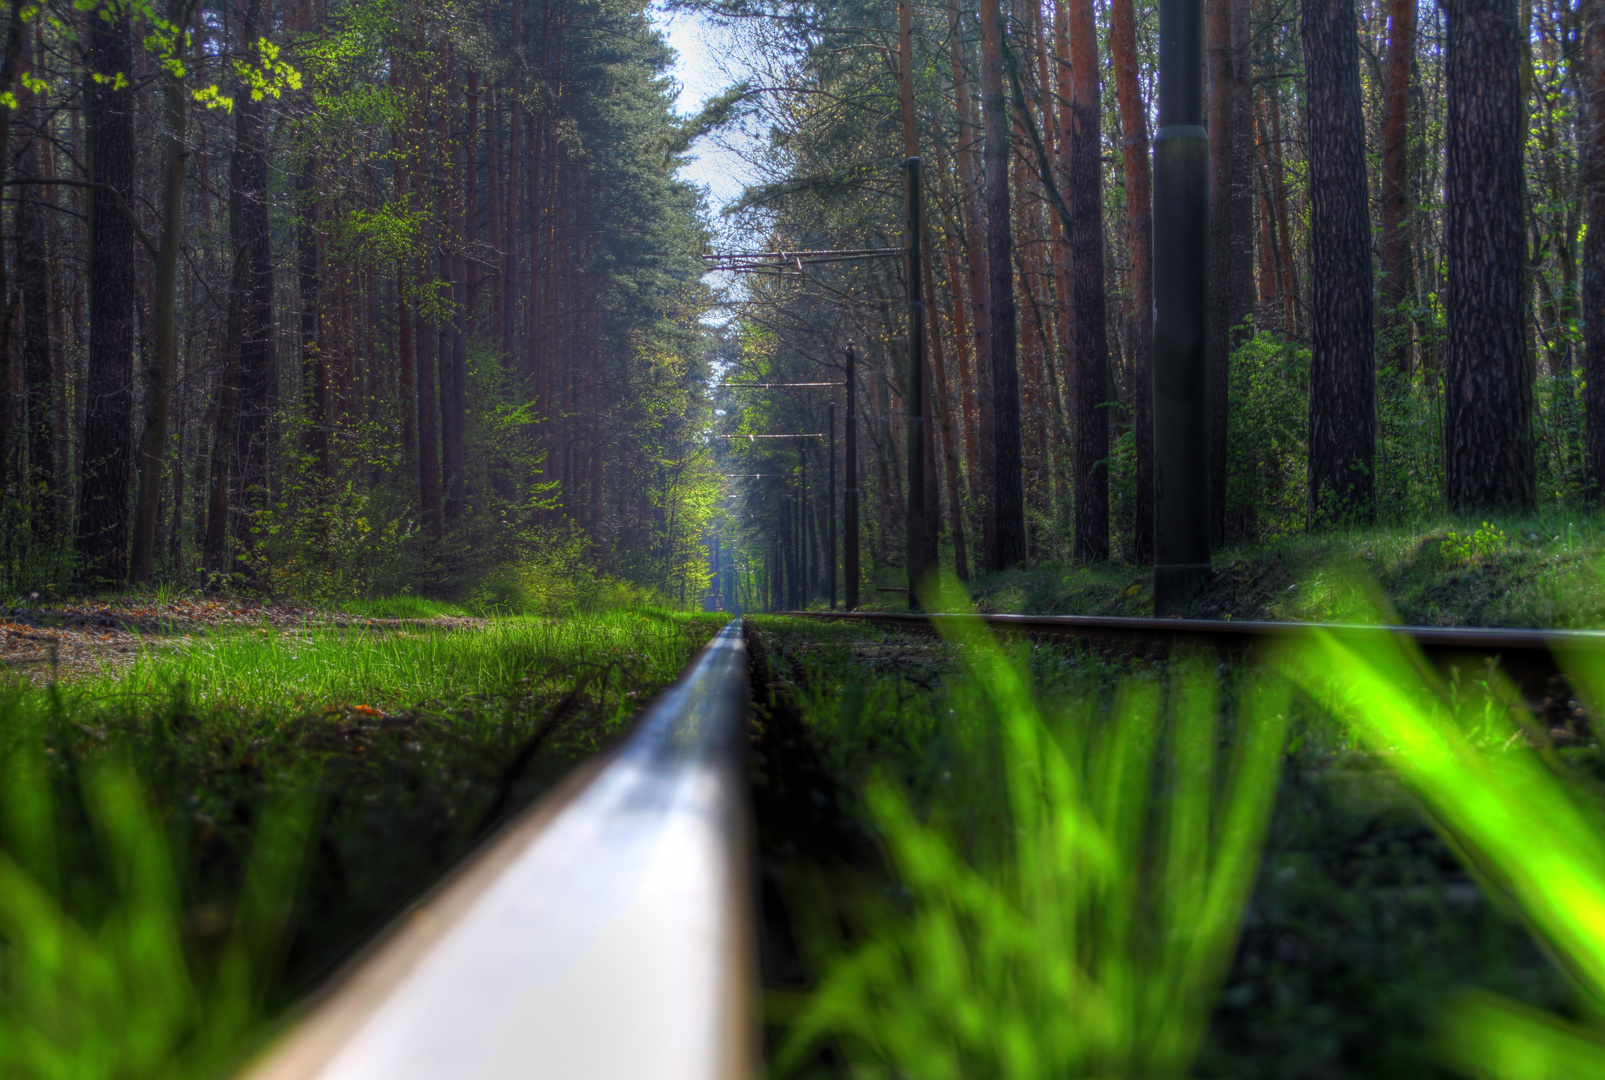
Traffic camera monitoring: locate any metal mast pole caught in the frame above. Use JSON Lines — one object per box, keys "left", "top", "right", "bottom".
{"left": 844, "top": 345, "right": 861, "bottom": 610}
{"left": 799, "top": 447, "right": 809, "bottom": 609}
{"left": 904, "top": 156, "right": 927, "bottom": 611}
{"left": 1152, "top": 0, "right": 1212, "bottom": 614}
{"left": 828, "top": 401, "right": 837, "bottom": 609}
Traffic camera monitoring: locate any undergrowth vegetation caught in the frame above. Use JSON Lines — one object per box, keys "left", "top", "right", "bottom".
{"left": 0, "top": 610, "right": 726, "bottom": 1079}
{"left": 964, "top": 508, "right": 1605, "bottom": 628}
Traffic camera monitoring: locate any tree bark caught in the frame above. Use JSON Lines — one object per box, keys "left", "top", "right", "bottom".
{"left": 132, "top": 0, "right": 190, "bottom": 583}
{"left": 78, "top": 3, "right": 138, "bottom": 583}
{"left": 1205, "top": 0, "right": 1253, "bottom": 546}
{"left": 15, "top": 22, "right": 53, "bottom": 543}
{"left": 1444, "top": 0, "right": 1534, "bottom": 511}
{"left": 980, "top": 0, "right": 1024, "bottom": 570}
{"left": 1110, "top": 0, "right": 1154, "bottom": 563}
{"left": 1379, "top": 0, "right": 1417, "bottom": 374}
{"left": 949, "top": 5, "right": 992, "bottom": 532}
{"left": 1068, "top": 0, "right": 1109, "bottom": 562}
{"left": 1582, "top": 0, "right": 1605, "bottom": 498}
{"left": 1303, "top": 0, "right": 1376, "bottom": 525}
{"left": 410, "top": 60, "right": 444, "bottom": 544}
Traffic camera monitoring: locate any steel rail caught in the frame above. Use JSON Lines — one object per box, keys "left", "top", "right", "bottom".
{"left": 785, "top": 610, "right": 1605, "bottom": 702}
{"left": 242, "top": 619, "right": 755, "bottom": 1080}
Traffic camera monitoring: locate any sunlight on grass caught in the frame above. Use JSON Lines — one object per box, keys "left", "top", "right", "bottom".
{"left": 335, "top": 595, "right": 471, "bottom": 620}
{"left": 86, "top": 609, "right": 715, "bottom": 715}
{"left": 1285, "top": 611, "right": 1605, "bottom": 1077}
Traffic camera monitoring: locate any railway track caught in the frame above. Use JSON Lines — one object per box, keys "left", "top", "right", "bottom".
{"left": 242, "top": 618, "right": 756, "bottom": 1080}
{"left": 235, "top": 609, "right": 1605, "bottom": 1080}
{"left": 786, "top": 609, "right": 1605, "bottom": 705}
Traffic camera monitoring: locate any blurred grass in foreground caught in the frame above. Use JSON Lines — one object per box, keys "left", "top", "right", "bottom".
{"left": 0, "top": 743, "right": 313, "bottom": 1079}
{"left": 1286, "top": 615, "right": 1605, "bottom": 1078}
{"left": 774, "top": 579, "right": 1291, "bottom": 1079}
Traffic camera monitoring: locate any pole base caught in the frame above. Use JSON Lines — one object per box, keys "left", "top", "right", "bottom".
{"left": 1154, "top": 563, "right": 1211, "bottom": 617}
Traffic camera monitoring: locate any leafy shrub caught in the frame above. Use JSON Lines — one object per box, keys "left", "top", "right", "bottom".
{"left": 466, "top": 524, "right": 665, "bottom": 615}
{"left": 1439, "top": 521, "right": 1510, "bottom": 565}
{"left": 1226, "top": 329, "right": 1309, "bottom": 543}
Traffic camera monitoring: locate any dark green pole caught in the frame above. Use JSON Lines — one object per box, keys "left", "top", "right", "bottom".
{"left": 828, "top": 400, "right": 838, "bottom": 609}
{"left": 905, "top": 156, "right": 927, "bottom": 611}
{"left": 1152, "top": 0, "right": 1212, "bottom": 614}
{"left": 845, "top": 344, "right": 861, "bottom": 610}
{"left": 799, "top": 446, "right": 809, "bottom": 609}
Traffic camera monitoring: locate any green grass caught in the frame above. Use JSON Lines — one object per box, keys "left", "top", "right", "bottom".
{"left": 98, "top": 610, "right": 710, "bottom": 713}
{"left": 333, "top": 595, "right": 472, "bottom": 620}
{"left": 958, "top": 508, "right": 1605, "bottom": 628}
{"left": 768, "top": 598, "right": 1289, "bottom": 1080}
{"left": 0, "top": 608, "right": 727, "bottom": 1079}
{"left": 751, "top": 601, "right": 1578, "bottom": 1078}
{"left": 1288, "top": 619, "right": 1605, "bottom": 1077}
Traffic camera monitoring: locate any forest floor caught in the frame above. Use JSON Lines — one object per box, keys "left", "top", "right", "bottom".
{"left": 0, "top": 595, "right": 484, "bottom": 683}
{"left": 933, "top": 509, "right": 1605, "bottom": 627}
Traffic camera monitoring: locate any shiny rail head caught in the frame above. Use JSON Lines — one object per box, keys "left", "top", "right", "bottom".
{"left": 241, "top": 619, "right": 755, "bottom": 1080}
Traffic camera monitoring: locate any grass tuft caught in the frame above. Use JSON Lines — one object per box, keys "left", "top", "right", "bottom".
{"left": 771, "top": 580, "right": 1290, "bottom": 1079}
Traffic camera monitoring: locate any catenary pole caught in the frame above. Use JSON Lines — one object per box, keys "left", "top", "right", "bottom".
{"left": 904, "top": 156, "right": 928, "bottom": 611}
{"left": 1152, "top": 0, "right": 1212, "bottom": 614}
{"left": 828, "top": 400, "right": 838, "bottom": 609}
{"left": 844, "top": 344, "right": 861, "bottom": 610}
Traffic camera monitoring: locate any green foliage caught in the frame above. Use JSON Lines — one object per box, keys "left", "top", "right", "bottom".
{"left": 1439, "top": 521, "right": 1511, "bottom": 565}
{"left": 773, "top": 582, "right": 1290, "bottom": 1078}
{"left": 1225, "top": 328, "right": 1309, "bottom": 542}
{"left": 0, "top": 735, "right": 313, "bottom": 1080}
{"left": 467, "top": 525, "right": 667, "bottom": 615}
{"left": 1284, "top": 615, "right": 1605, "bottom": 1078}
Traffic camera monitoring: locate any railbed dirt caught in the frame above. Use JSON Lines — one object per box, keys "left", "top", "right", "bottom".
{"left": 0, "top": 598, "right": 486, "bottom": 683}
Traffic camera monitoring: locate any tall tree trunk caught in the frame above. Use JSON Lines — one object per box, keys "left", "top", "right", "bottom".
{"left": 0, "top": 0, "right": 20, "bottom": 521}
{"left": 1379, "top": 0, "right": 1417, "bottom": 375}
{"left": 132, "top": 1, "right": 190, "bottom": 583}
{"left": 410, "top": 62, "right": 444, "bottom": 544}
{"left": 1110, "top": 0, "right": 1154, "bottom": 563}
{"left": 78, "top": 3, "right": 137, "bottom": 583}
{"left": 950, "top": 3, "right": 992, "bottom": 543}
{"left": 1266, "top": 82, "right": 1300, "bottom": 334}
{"left": 391, "top": 48, "right": 417, "bottom": 456}
{"left": 233, "top": 15, "right": 275, "bottom": 565}
{"left": 1205, "top": 0, "right": 1253, "bottom": 546}
{"left": 438, "top": 61, "right": 466, "bottom": 520}
{"left": 1068, "top": 0, "right": 1109, "bottom": 561}
{"left": 1444, "top": 0, "right": 1534, "bottom": 511}
{"left": 980, "top": 0, "right": 1024, "bottom": 570}
{"left": 1585, "top": 0, "right": 1605, "bottom": 499}
{"left": 204, "top": 6, "right": 262, "bottom": 577}
{"left": 15, "top": 24, "right": 53, "bottom": 544}
{"left": 1303, "top": 0, "right": 1376, "bottom": 525}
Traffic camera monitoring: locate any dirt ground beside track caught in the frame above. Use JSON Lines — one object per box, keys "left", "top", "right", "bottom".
{"left": 0, "top": 598, "right": 485, "bottom": 683}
